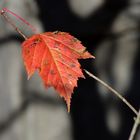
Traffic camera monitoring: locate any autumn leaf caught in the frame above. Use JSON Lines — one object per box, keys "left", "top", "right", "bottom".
{"left": 22, "top": 31, "right": 94, "bottom": 112}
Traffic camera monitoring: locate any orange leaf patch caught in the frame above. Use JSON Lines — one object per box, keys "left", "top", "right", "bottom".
{"left": 22, "top": 31, "right": 94, "bottom": 112}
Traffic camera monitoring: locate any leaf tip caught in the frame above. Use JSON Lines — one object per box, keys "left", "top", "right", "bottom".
{"left": 67, "top": 98, "right": 71, "bottom": 113}
{"left": 82, "top": 51, "right": 95, "bottom": 59}
{"left": 27, "top": 70, "right": 34, "bottom": 80}
{"left": 27, "top": 75, "right": 31, "bottom": 80}
{"left": 63, "top": 94, "right": 71, "bottom": 113}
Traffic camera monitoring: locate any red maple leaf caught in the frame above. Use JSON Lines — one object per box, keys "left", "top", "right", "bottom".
{"left": 22, "top": 31, "right": 94, "bottom": 111}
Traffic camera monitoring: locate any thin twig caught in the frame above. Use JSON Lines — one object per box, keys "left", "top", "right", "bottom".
{"left": 84, "top": 69, "right": 138, "bottom": 116}
{"left": 0, "top": 10, "right": 27, "bottom": 40}
{"left": 3, "top": 8, "right": 37, "bottom": 33}
{"left": 129, "top": 109, "right": 140, "bottom": 140}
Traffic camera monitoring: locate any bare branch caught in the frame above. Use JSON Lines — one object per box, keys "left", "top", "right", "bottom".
{"left": 84, "top": 69, "right": 138, "bottom": 116}
{"left": 0, "top": 10, "right": 27, "bottom": 40}
{"left": 129, "top": 109, "right": 140, "bottom": 140}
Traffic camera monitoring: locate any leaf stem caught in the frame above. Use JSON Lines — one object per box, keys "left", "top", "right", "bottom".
{"left": 0, "top": 10, "right": 28, "bottom": 40}
{"left": 84, "top": 69, "right": 138, "bottom": 116}
{"left": 129, "top": 109, "right": 140, "bottom": 140}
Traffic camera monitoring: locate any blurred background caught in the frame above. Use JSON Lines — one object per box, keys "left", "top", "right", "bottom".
{"left": 0, "top": 0, "right": 140, "bottom": 140}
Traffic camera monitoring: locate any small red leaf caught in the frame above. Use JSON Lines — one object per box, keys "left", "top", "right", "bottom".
{"left": 22, "top": 31, "right": 94, "bottom": 112}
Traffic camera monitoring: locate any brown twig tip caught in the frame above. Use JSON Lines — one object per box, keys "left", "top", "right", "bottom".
{"left": 0, "top": 9, "right": 28, "bottom": 40}
{"left": 2, "top": 8, "right": 37, "bottom": 33}
{"left": 0, "top": 10, "right": 5, "bottom": 15}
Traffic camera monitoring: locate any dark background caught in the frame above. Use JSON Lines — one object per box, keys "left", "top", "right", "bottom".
{"left": 35, "top": 0, "right": 140, "bottom": 140}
